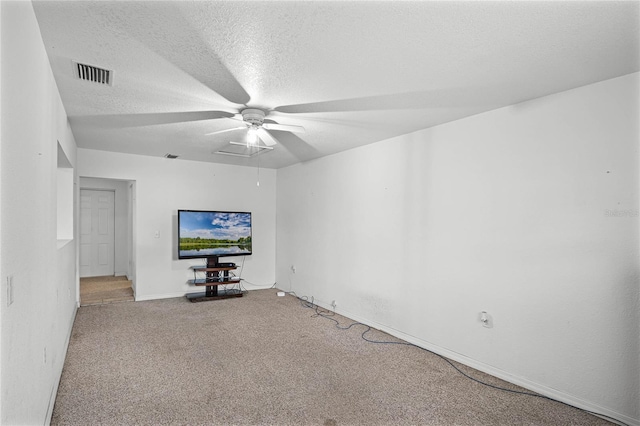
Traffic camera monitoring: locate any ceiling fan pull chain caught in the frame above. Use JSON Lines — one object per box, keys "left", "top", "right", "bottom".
{"left": 257, "top": 153, "right": 261, "bottom": 187}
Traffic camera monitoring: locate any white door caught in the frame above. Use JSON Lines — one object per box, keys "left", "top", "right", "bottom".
{"left": 79, "top": 190, "right": 115, "bottom": 277}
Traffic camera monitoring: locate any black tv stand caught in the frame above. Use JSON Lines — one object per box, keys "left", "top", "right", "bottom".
{"left": 186, "top": 256, "right": 243, "bottom": 302}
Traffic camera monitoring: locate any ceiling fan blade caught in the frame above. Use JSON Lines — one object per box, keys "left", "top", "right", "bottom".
{"left": 70, "top": 111, "right": 235, "bottom": 129}
{"left": 267, "top": 131, "right": 320, "bottom": 163}
{"left": 263, "top": 122, "right": 306, "bottom": 133}
{"left": 274, "top": 88, "right": 492, "bottom": 114}
{"left": 108, "top": 2, "right": 250, "bottom": 105}
{"left": 257, "top": 128, "right": 279, "bottom": 147}
{"left": 205, "top": 126, "right": 246, "bottom": 136}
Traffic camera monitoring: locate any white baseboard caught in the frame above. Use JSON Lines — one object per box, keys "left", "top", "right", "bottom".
{"left": 45, "top": 303, "right": 78, "bottom": 425}
{"left": 134, "top": 288, "right": 248, "bottom": 302}
{"left": 129, "top": 289, "right": 638, "bottom": 426}
{"left": 310, "top": 299, "right": 637, "bottom": 426}
{"left": 135, "top": 286, "right": 273, "bottom": 302}
{"left": 135, "top": 291, "right": 190, "bottom": 301}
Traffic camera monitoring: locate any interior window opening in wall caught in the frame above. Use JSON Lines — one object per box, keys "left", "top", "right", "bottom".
{"left": 57, "top": 142, "right": 73, "bottom": 247}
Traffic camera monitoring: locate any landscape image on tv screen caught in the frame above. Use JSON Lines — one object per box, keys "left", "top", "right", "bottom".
{"left": 178, "top": 210, "right": 252, "bottom": 258}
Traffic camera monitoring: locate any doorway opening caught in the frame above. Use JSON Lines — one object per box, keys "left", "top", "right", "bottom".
{"left": 78, "top": 178, "right": 136, "bottom": 306}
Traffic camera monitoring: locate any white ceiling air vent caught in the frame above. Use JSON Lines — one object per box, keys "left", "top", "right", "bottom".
{"left": 215, "top": 142, "right": 273, "bottom": 158}
{"left": 164, "top": 153, "right": 179, "bottom": 159}
{"left": 73, "top": 61, "right": 113, "bottom": 85}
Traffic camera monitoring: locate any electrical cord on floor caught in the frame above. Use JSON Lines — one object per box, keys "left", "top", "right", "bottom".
{"left": 238, "top": 280, "right": 276, "bottom": 296}
{"left": 218, "top": 282, "right": 246, "bottom": 296}
{"left": 242, "top": 279, "right": 277, "bottom": 289}
{"left": 286, "top": 291, "right": 629, "bottom": 426}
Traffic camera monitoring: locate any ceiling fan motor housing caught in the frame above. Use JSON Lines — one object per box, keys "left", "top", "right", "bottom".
{"left": 241, "top": 108, "right": 266, "bottom": 126}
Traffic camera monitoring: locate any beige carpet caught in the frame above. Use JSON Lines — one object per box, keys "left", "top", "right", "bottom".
{"left": 80, "top": 275, "right": 133, "bottom": 306}
{"left": 52, "top": 289, "right": 612, "bottom": 425}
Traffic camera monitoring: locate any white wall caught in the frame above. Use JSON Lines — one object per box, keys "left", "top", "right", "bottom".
{"left": 277, "top": 73, "right": 639, "bottom": 425}
{"left": 77, "top": 149, "right": 276, "bottom": 300}
{"left": 0, "top": 2, "right": 4, "bottom": 420}
{"left": 79, "top": 177, "right": 131, "bottom": 277}
{"left": 0, "top": 2, "right": 78, "bottom": 424}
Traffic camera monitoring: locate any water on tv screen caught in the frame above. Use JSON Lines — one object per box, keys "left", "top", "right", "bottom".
{"left": 178, "top": 210, "right": 252, "bottom": 259}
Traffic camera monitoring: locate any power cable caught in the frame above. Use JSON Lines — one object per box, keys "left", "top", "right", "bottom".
{"left": 286, "top": 292, "right": 629, "bottom": 426}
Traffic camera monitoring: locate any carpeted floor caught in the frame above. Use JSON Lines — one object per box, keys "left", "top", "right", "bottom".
{"left": 80, "top": 275, "right": 134, "bottom": 306}
{"left": 52, "top": 289, "right": 611, "bottom": 425}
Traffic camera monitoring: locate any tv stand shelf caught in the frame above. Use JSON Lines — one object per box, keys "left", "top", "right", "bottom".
{"left": 186, "top": 259, "right": 243, "bottom": 303}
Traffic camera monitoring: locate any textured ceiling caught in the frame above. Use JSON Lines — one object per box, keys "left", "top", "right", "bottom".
{"left": 33, "top": 1, "right": 639, "bottom": 169}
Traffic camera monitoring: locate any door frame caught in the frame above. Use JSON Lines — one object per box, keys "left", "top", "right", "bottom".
{"left": 77, "top": 178, "right": 136, "bottom": 299}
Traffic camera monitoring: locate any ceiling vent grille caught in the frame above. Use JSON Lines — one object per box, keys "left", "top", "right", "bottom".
{"left": 215, "top": 142, "right": 273, "bottom": 158}
{"left": 74, "top": 61, "right": 112, "bottom": 85}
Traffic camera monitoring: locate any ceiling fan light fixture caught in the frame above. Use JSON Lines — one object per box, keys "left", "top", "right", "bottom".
{"left": 207, "top": 107, "right": 299, "bottom": 148}
{"left": 241, "top": 108, "right": 266, "bottom": 126}
{"left": 247, "top": 127, "right": 259, "bottom": 146}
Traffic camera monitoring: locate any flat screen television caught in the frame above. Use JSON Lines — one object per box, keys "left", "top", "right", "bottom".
{"left": 178, "top": 210, "right": 252, "bottom": 261}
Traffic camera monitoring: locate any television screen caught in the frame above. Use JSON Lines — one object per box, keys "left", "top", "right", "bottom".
{"left": 178, "top": 210, "right": 252, "bottom": 259}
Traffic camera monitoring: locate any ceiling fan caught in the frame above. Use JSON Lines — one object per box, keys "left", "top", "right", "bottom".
{"left": 206, "top": 108, "right": 305, "bottom": 147}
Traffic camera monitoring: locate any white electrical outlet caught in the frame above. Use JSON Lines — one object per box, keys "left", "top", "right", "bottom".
{"left": 331, "top": 300, "right": 337, "bottom": 309}
{"left": 291, "top": 265, "right": 296, "bottom": 274}
{"left": 43, "top": 347, "right": 47, "bottom": 364}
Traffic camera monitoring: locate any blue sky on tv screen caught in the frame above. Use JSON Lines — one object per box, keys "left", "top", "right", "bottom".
{"left": 180, "top": 211, "right": 251, "bottom": 241}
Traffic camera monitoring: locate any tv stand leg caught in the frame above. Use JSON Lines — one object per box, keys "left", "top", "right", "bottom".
{"left": 205, "top": 256, "right": 220, "bottom": 297}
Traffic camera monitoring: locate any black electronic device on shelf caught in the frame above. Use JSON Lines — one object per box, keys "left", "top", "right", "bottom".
{"left": 186, "top": 258, "right": 242, "bottom": 302}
